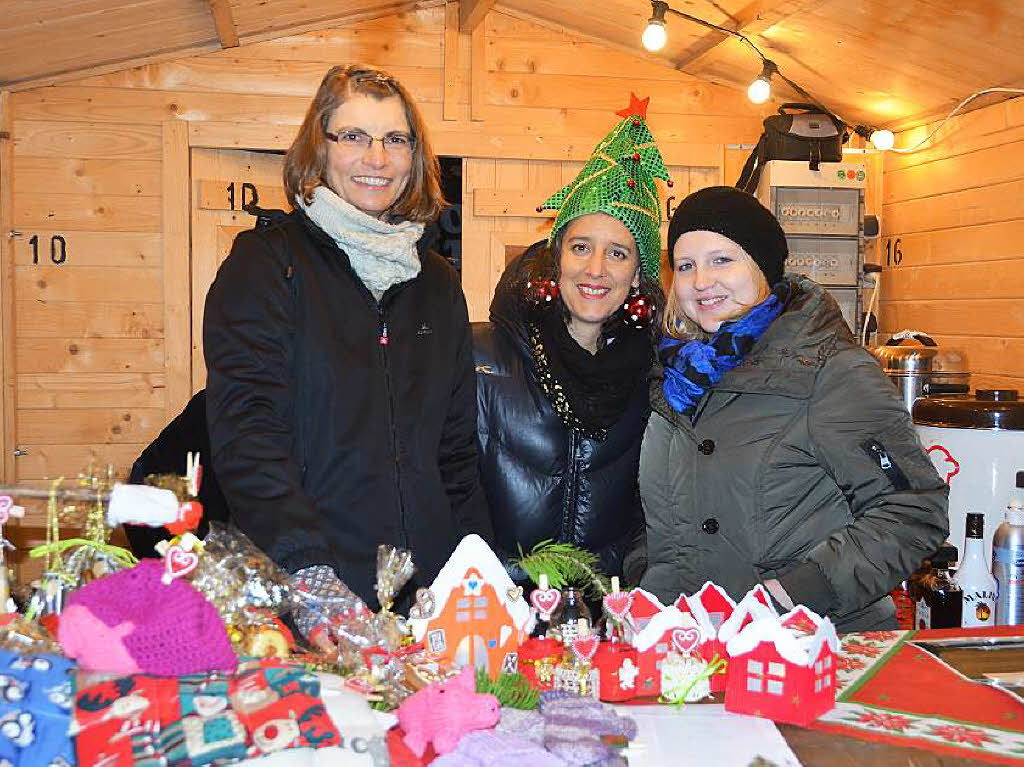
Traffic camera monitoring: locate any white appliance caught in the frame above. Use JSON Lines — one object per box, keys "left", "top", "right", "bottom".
{"left": 755, "top": 160, "right": 867, "bottom": 336}
{"left": 913, "top": 390, "right": 1024, "bottom": 562}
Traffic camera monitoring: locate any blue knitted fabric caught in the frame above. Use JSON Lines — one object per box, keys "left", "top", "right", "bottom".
{"left": 0, "top": 649, "right": 75, "bottom": 767}
{"left": 661, "top": 286, "right": 787, "bottom": 417}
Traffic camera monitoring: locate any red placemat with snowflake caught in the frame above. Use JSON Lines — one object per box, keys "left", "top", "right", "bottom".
{"left": 809, "top": 627, "right": 1024, "bottom": 764}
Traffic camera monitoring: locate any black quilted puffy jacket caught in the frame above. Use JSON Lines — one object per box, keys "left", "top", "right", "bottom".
{"left": 473, "top": 245, "right": 652, "bottom": 582}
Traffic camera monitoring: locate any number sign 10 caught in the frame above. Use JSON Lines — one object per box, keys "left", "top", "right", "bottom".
{"left": 29, "top": 234, "right": 68, "bottom": 265}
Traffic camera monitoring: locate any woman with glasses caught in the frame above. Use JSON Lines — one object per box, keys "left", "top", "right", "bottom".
{"left": 203, "top": 65, "right": 491, "bottom": 646}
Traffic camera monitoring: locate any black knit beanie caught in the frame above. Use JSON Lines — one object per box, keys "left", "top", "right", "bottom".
{"left": 667, "top": 186, "right": 788, "bottom": 286}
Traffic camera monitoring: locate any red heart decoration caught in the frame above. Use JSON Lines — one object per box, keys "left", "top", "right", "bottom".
{"left": 671, "top": 627, "right": 701, "bottom": 655}
{"left": 164, "top": 545, "right": 198, "bottom": 582}
{"left": 572, "top": 636, "right": 599, "bottom": 662}
{"left": 530, "top": 588, "right": 561, "bottom": 618}
{"left": 603, "top": 591, "right": 633, "bottom": 619}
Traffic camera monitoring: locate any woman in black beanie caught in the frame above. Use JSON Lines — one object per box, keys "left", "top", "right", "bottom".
{"left": 635, "top": 186, "right": 948, "bottom": 632}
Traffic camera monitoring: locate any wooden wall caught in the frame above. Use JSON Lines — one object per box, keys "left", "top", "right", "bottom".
{"left": 879, "top": 96, "right": 1024, "bottom": 391}
{"left": 0, "top": 5, "right": 766, "bottom": 569}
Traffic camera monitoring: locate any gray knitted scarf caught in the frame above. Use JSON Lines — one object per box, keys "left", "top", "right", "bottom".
{"left": 296, "top": 185, "right": 424, "bottom": 297}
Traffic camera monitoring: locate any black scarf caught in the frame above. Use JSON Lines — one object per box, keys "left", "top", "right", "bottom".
{"left": 528, "top": 307, "right": 653, "bottom": 441}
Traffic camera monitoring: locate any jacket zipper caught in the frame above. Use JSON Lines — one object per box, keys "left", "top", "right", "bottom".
{"left": 562, "top": 428, "right": 582, "bottom": 544}
{"left": 378, "top": 305, "right": 409, "bottom": 547}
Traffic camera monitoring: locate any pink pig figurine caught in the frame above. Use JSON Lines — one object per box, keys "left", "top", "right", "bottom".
{"left": 396, "top": 667, "right": 500, "bottom": 756}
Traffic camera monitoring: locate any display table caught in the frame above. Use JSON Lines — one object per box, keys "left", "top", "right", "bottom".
{"left": 788, "top": 626, "right": 1024, "bottom": 765}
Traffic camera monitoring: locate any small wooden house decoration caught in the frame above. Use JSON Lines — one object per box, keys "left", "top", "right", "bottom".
{"left": 723, "top": 605, "right": 839, "bottom": 727}
{"left": 409, "top": 534, "right": 532, "bottom": 676}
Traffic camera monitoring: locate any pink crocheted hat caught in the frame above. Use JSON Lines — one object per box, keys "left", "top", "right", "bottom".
{"left": 58, "top": 559, "right": 237, "bottom": 676}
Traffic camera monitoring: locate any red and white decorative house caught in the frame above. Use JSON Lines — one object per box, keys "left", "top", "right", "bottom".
{"left": 622, "top": 587, "right": 667, "bottom": 642}
{"left": 723, "top": 605, "right": 839, "bottom": 727}
{"left": 630, "top": 606, "right": 708, "bottom": 697}
{"left": 409, "top": 534, "right": 533, "bottom": 676}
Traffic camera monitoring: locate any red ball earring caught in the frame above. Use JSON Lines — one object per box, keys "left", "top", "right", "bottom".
{"left": 524, "top": 279, "right": 560, "bottom": 307}
{"left": 622, "top": 290, "right": 655, "bottom": 330}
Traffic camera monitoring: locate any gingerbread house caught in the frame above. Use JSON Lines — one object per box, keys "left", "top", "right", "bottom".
{"left": 723, "top": 606, "right": 839, "bottom": 727}
{"left": 409, "top": 535, "right": 532, "bottom": 676}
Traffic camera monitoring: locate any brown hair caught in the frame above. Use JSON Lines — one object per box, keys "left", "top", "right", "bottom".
{"left": 283, "top": 65, "right": 445, "bottom": 222}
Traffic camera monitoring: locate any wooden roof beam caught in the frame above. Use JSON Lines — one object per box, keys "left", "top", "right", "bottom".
{"left": 673, "top": 0, "right": 817, "bottom": 71}
{"left": 460, "top": 0, "right": 498, "bottom": 32}
{"left": 206, "top": 0, "right": 240, "bottom": 49}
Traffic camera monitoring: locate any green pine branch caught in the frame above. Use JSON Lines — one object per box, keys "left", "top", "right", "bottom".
{"left": 511, "top": 539, "right": 611, "bottom": 598}
{"left": 476, "top": 668, "right": 540, "bottom": 709}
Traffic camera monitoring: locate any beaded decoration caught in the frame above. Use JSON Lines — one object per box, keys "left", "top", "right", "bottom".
{"left": 526, "top": 322, "right": 609, "bottom": 442}
{"left": 538, "top": 93, "right": 671, "bottom": 282}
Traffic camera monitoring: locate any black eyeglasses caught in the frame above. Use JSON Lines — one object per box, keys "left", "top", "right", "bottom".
{"left": 324, "top": 129, "right": 415, "bottom": 156}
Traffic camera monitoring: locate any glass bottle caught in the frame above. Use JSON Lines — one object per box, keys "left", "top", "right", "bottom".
{"left": 916, "top": 543, "right": 963, "bottom": 630}
{"left": 550, "top": 587, "right": 592, "bottom": 645}
{"left": 955, "top": 512, "right": 998, "bottom": 627}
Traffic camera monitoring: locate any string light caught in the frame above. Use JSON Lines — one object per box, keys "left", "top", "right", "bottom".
{"left": 869, "top": 129, "right": 895, "bottom": 151}
{"left": 642, "top": 1, "right": 668, "bottom": 52}
{"left": 853, "top": 125, "right": 896, "bottom": 151}
{"left": 747, "top": 60, "right": 776, "bottom": 105}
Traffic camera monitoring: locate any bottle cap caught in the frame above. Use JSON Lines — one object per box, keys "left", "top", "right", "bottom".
{"left": 1007, "top": 500, "right": 1024, "bottom": 526}
{"left": 966, "top": 512, "right": 984, "bottom": 538}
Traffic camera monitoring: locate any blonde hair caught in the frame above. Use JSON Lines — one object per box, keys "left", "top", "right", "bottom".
{"left": 283, "top": 65, "right": 445, "bottom": 222}
{"left": 661, "top": 251, "right": 770, "bottom": 340}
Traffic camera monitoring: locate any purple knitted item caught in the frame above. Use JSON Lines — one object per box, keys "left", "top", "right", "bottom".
{"left": 58, "top": 559, "right": 237, "bottom": 676}
{"left": 538, "top": 692, "right": 636, "bottom": 767}
{"left": 431, "top": 731, "right": 567, "bottom": 767}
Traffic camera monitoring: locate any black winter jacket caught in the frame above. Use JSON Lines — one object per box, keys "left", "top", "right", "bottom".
{"left": 203, "top": 208, "right": 492, "bottom": 608}
{"left": 473, "top": 253, "right": 650, "bottom": 580}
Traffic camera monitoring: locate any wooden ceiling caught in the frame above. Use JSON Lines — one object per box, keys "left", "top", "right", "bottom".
{"left": 3, "top": 0, "right": 1023, "bottom": 129}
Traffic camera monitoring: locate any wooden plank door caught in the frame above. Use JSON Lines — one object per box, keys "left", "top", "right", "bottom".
{"left": 190, "top": 148, "right": 288, "bottom": 393}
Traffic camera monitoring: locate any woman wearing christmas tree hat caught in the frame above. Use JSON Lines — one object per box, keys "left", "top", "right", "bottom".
{"left": 473, "top": 94, "right": 669, "bottom": 584}
{"left": 636, "top": 185, "right": 948, "bottom": 632}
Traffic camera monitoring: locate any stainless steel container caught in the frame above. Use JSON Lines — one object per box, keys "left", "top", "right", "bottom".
{"left": 872, "top": 333, "right": 970, "bottom": 412}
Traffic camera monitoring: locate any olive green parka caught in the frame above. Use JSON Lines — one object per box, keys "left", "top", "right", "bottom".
{"left": 635, "top": 277, "right": 949, "bottom": 632}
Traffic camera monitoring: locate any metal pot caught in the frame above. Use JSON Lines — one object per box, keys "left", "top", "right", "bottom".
{"left": 914, "top": 389, "right": 1024, "bottom": 561}
{"left": 872, "top": 333, "right": 970, "bottom": 412}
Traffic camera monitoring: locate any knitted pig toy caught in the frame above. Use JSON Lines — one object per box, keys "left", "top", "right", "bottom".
{"left": 396, "top": 667, "right": 500, "bottom": 757}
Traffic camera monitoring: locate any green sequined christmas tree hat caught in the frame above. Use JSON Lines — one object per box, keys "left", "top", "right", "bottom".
{"left": 538, "top": 93, "right": 672, "bottom": 281}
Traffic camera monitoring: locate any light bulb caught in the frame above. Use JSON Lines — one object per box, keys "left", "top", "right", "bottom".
{"left": 870, "top": 129, "right": 895, "bottom": 151}
{"left": 747, "top": 77, "right": 771, "bottom": 104}
{"left": 642, "top": 21, "right": 667, "bottom": 52}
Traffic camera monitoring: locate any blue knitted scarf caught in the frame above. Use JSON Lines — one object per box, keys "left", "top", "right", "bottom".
{"left": 661, "top": 284, "right": 788, "bottom": 417}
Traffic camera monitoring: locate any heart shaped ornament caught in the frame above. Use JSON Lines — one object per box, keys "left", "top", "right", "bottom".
{"left": 572, "top": 636, "right": 599, "bottom": 663}
{"left": 602, "top": 591, "right": 633, "bottom": 620}
{"left": 162, "top": 544, "right": 199, "bottom": 585}
{"left": 671, "top": 627, "right": 701, "bottom": 655}
{"left": 506, "top": 585, "right": 524, "bottom": 603}
{"left": 530, "top": 588, "right": 561, "bottom": 619}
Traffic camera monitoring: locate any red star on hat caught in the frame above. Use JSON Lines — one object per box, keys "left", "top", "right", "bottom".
{"left": 616, "top": 92, "right": 650, "bottom": 120}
